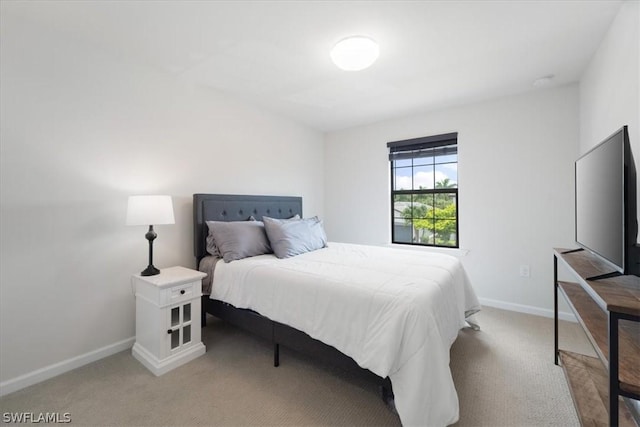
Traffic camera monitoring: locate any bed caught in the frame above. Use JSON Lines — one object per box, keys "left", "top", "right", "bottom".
{"left": 193, "top": 193, "right": 480, "bottom": 426}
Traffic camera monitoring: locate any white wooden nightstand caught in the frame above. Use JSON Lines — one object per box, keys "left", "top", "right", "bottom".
{"left": 131, "top": 266, "right": 207, "bottom": 375}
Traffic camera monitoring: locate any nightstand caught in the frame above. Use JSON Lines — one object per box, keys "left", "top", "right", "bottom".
{"left": 131, "top": 266, "right": 207, "bottom": 375}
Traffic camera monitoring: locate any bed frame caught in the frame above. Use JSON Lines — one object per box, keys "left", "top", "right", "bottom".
{"left": 193, "top": 193, "right": 393, "bottom": 404}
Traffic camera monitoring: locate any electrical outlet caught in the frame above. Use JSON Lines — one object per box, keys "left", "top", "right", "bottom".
{"left": 519, "top": 265, "right": 530, "bottom": 277}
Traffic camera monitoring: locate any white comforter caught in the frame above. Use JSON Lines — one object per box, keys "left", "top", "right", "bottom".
{"left": 210, "top": 242, "right": 480, "bottom": 426}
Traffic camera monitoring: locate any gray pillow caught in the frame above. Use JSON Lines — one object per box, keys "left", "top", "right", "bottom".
{"left": 205, "top": 216, "right": 298, "bottom": 257}
{"left": 263, "top": 216, "right": 328, "bottom": 259}
{"left": 206, "top": 220, "right": 272, "bottom": 262}
{"left": 205, "top": 223, "right": 221, "bottom": 257}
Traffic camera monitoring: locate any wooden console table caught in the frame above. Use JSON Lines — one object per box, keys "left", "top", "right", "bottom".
{"left": 554, "top": 248, "right": 640, "bottom": 426}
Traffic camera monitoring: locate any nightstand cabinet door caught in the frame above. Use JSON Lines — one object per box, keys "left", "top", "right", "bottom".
{"left": 166, "top": 298, "right": 200, "bottom": 357}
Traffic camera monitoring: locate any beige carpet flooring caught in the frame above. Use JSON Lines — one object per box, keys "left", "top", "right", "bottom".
{"left": 0, "top": 306, "right": 593, "bottom": 426}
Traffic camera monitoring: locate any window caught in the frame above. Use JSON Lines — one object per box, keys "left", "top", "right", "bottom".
{"left": 388, "top": 132, "right": 458, "bottom": 248}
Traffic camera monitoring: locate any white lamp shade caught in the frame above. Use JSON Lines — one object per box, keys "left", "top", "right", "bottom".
{"left": 126, "top": 195, "right": 175, "bottom": 226}
{"left": 330, "top": 36, "right": 379, "bottom": 71}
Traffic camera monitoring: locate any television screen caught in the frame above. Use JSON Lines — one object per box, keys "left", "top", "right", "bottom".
{"left": 575, "top": 129, "right": 626, "bottom": 272}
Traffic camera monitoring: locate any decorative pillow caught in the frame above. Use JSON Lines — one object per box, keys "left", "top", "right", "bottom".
{"left": 205, "top": 220, "right": 272, "bottom": 262}
{"left": 263, "top": 216, "right": 328, "bottom": 259}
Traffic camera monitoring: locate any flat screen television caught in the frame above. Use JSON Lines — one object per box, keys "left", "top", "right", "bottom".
{"left": 575, "top": 125, "right": 639, "bottom": 277}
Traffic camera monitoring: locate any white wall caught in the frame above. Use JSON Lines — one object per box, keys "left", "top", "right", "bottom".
{"left": 324, "top": 85, "right": 579, "bottom": 315}
{"left": 579, "top": 0, "right": 639, "bottom": 414}
{"left": 0, "top": 15, "right": 324, "bottom": 388}
{"left": 580, "top": 0, "right": 639, "bottom": 234}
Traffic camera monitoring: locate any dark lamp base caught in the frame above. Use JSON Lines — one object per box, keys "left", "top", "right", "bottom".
{"left": 140, "top": 225, "right": 160, "bottom": 276}
{"left": 141, "top": 265, "right": 160, "bottom": 276}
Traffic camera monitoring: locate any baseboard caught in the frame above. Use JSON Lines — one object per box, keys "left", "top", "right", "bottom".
{"left": 479, "top": 297, "right": 577, "bottom": 322}
{"left": 0, "top": 337, "right": 135, "bottom": 397}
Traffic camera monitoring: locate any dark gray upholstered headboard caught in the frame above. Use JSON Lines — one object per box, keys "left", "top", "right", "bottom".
{"left": 193, "top": 194, "right": 303, "bottom": 262}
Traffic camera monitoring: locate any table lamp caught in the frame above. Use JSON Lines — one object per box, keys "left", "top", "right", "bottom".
{"left": 126, "top": 195, "right": 175, "bottom": 276}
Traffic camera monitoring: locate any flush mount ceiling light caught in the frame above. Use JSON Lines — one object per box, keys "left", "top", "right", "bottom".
{"left": 330, "top": 36, "right": 379, "bottom": 71}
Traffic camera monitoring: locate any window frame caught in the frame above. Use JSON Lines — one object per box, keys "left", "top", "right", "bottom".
{"left": 388, "top": 132, "right": 459, "bottom": 248}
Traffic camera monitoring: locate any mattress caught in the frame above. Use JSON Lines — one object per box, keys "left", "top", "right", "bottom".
{"left": 208, "top": 242, "right": 480, "bottom": 426}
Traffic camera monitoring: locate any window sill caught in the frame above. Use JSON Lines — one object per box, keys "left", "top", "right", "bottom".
{"left": 387, "top": 243, "right": 470, "bottom": 257}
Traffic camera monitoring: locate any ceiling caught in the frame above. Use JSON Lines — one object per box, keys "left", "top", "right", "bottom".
{"left": 3, "top": 0, "right": 623, "bottom": 132}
